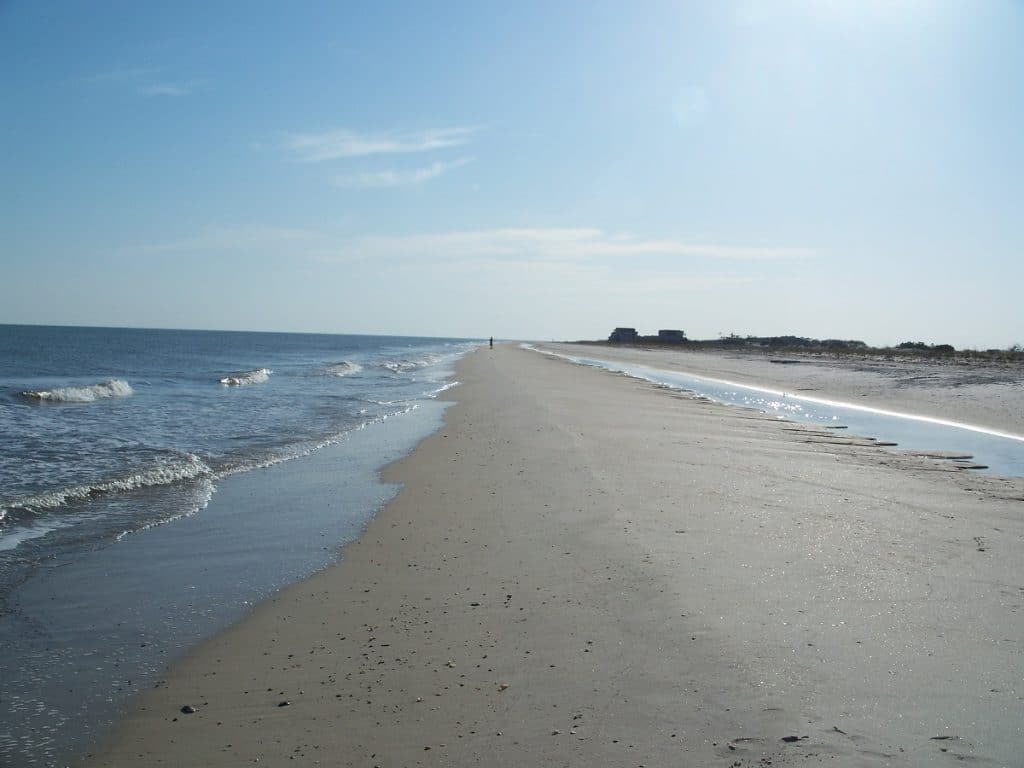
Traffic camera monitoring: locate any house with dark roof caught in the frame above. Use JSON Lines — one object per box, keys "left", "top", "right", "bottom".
{"left": 608, "top": 327, "right": 638, "bottom": 342}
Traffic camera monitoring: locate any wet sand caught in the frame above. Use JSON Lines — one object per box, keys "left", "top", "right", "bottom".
{"left": 82, "top": 344, "right": 1024, "bottom": 767}
{"left": 540, "top": 342, "right": 1024, "bottom": 437}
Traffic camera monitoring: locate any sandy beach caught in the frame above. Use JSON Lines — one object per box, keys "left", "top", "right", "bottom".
{"left": 82, "top": 344, "right": 1024, "bottom": 767}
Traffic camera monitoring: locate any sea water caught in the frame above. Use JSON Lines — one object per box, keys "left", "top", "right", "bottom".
{"left": 0, "top": 325, "right": 479, "bottom": 766}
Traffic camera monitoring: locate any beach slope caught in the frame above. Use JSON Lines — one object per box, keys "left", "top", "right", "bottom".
{"left": 83, "top": 344, "right": 1024, "bottom": 767}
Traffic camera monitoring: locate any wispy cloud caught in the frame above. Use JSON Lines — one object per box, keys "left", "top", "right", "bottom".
{"left": 330, "top": 228, "right": 815, "bottom": 262}
{"left": 121, "top": 226, "right": 813, "bottom": 266}
{"left": 285, "top": 127, "right": 477, "bottom": 162}
{"left": 333, "top": 158, "right": 473, "bottom": 188}
{"left": 83, "top": 69, "right": 201, "bottom": 97}
{"left": 138, "top": 82, "right": 197, "bottom": 97}
{"left": 423, "top": 254, "right": 762, "bottom": 292}
{"left": 127, "top": 227, "right": 318, "bottom": 255}
{"left": 83, "top": 68, "right": 155, "bottom": 84}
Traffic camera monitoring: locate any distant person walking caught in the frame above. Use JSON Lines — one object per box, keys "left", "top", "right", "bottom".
{"left": 489, "top": 337, "right": 493, "bottom": 348}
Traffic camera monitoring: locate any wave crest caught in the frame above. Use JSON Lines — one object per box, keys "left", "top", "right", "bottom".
{"left": 219, "top": 368, "right": 271, "bottom": 386}
{"left": 0, "top": 453, "right": 213, "bottom": 518}
{"left": 426, "top": 381, "right": 460, "bottom": 397}
{"left": 22, "top": 379, "right": 134, "bottom": 403}
{"left": 321, "top": 361, "right": 363, "bottom": 377}
{"left": 380, "top": 353, "right": 443, "bottom": 373}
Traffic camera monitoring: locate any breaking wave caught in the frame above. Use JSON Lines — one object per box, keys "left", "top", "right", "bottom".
{"left": 219, "top": 368, "right": 271, "bottom": 386}
{"left": 115, "top": 480, "right": 216, "bottom": 542}
{"left": 0, "top": 393, "right": 431, "bottom": 531}
{"left": 380, "top": 353, "right": 443, "bottom": 373}
{"left": 320, "top": 361, "right": 363, "bottom": 377}
{"left": 0, "top": 454, "right": 213, "bottom": 520}
{"left": 425, "top": 381, "right": 460, "bottom": 397}
{"left": 22, "top": 379, "right": 134, "bottom": 403}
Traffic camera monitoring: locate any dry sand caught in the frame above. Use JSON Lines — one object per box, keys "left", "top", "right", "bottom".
{"left": 82, "top": 344, "right": 1024, "bottom": 767}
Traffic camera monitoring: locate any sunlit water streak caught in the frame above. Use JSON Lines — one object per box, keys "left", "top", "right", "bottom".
{"left": 530, "top": 347, "right": 1024, "bottom": 478}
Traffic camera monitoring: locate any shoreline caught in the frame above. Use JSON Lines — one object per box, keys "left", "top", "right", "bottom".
{"left": 541, "top": 342, "right": 1024, "bottom": 438}
{"left": 2, "top": 392, "right": 454, "bottom": 768}
{"left": 534, "top": 343, "right": 1024, "bottom": 477}
{"left": 81, "top": 345, "right": 1024, "bottom": 766}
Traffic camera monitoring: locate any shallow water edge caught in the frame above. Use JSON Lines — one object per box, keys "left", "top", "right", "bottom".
{"left": 530, "top": 345, "right": 1024, "bottom": 479}
{"left": 0, "top": 394, "right": 453, "bottom": 768}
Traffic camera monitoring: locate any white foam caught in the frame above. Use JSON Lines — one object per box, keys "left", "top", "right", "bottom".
{"left": 382, "top": 360, "right": 420, "bottom": 373}
{"left": 114, "top": 480, "right": 216, "bottom": 542}
{"left": 321, "top": 361, "right": 363, "bottom": 377}
{"left": 22, "top": 379, "right": 134, "bottom": 403}
{"left": 219, "top": 368, "right": 271, "bottom": 386}
{"left": 425, "top": 381, "right": 460, "bottom": 397}
{"left": 0, "top": 454, "right": 213, "bottom": 515}
{"left": 381, "top": 353, "right": 443, "bottom": 374}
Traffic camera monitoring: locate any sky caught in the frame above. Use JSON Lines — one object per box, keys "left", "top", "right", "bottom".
{"left": 2, "top": 1, "right": 1022, "bottom": 347}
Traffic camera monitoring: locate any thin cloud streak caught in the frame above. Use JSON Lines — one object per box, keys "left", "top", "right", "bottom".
{"left": 121, "top": 226, "right": 812, "bottom": 266}
{"left": 330, "top": 228, "right": 815, "bottom": 262}
{"left": 83, "top": 69, "right": 201, "bottom": 97}
{"left": 429, "top": 255, "right": 761, "bottom": 293}
{"left": 138, "top": 82, "right": 196, "bottom": 97}
{"left": 126, "top": 228, "right": 318, "bottom": 255}
{"left": 83, "top": 68, "right": 155, "bottom": 83}
{"left": 286, "top": 127, "right": 477, "bottom": 162}
{"left": 333, "top": 158, "right": 473, "bottom": 188}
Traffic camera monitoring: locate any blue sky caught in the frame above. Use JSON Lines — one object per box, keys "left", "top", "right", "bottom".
{"left": 2, "top": 1, "right": 1022, "bottom": 347}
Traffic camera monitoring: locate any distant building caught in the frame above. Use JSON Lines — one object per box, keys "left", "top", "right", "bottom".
{"left": 657, "top": 329, "right": 686, "bottom": 343}
{"left": 608, "top": 327, "right": 638, "bottom": 343}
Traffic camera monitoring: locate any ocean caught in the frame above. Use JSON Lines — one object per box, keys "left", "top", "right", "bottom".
{"left": 0, "top": 325, "right": 479, "bottom": 766}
